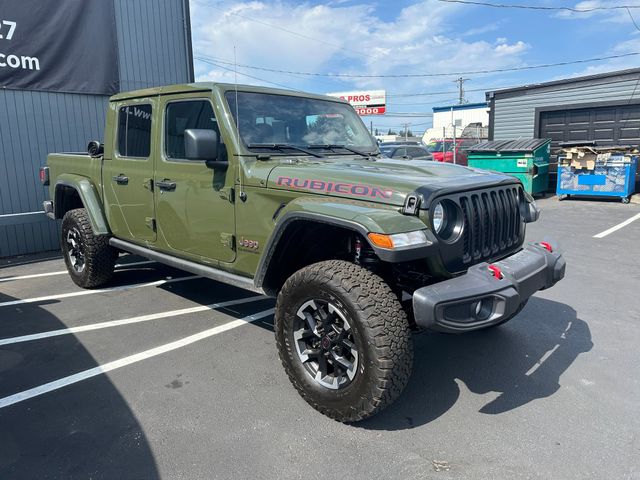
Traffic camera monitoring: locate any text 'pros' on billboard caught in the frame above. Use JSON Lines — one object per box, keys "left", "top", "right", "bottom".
{"left": 0, "top": 0, "right": 119, "bottom": 95}
{"left": 326, "top": 90, "right": 386, "bottom": 116}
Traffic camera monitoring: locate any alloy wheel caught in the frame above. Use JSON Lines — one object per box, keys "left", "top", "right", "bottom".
{"left": 65, "top": 227, "right": 86, "bottom": 273}
{"left": 293, "top": 299, "right": 359, "bottom": 390}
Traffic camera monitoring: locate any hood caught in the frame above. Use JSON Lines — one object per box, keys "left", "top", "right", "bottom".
{"left": 267, "top": 157, "right": 519, "bottom": 208}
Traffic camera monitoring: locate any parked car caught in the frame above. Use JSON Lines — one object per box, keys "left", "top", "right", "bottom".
{"left": 424, "top": 139, "right": 474, "bottom": 165}
{"left": 379, "top": 140, "right": 421, "bottom": 146}
{"left": 379, "top": 144, "right": 433, "bottom": 160}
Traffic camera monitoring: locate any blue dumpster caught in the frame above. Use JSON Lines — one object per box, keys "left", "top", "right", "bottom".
{"left": 557, "top": 149, "right": 638, "bottom": 203}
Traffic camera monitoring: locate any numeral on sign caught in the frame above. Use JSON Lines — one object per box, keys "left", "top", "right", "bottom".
{"left": 0, "top": 20, "right": 17, "bottom": 40}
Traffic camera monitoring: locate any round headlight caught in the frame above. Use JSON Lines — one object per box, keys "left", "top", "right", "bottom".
{"left": 433, "top": 202, "right": 445, "bottom": 233}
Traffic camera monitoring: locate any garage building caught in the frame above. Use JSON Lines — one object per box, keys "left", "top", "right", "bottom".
{"left": 0, "top": 0, "right": 193, "bottom": 258}
{"left": 487, "top": 68, "right": 640, "bottom": 177}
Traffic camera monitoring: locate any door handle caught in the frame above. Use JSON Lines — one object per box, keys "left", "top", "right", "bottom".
{"left": 112, "top": 175, "right": 129, "bottom": 185}
{"left": 156, "top": 180, "right": 177, "bottom": 192}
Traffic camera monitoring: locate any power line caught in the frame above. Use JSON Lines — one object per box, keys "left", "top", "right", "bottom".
{"left": 197, "top": 54, "right": 349, "bottom": 91}
{"left": 382, "top": 113, "right": 434, "bottom": 117}
{"left": 437, "top": 0, "right": 640, "bottom": 12}
{"left": 196, "top": 57, "right": 437, "bottom": 121}
{"left": 195, "top": 56, "right": 300, "bottom": 91}
{"left": 195, "top": 51, "right": 640, "bottom": 78}
{"left": 627, "top": 7, "right": 640, "bottom": 32}
{"left": 196, "top": 56, "right": 494, "bottom": 100}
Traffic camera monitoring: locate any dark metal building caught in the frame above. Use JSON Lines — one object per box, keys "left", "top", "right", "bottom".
{"left": 0, "top": 0, "right": 194, "bottom": 258}
{"left": 487, "top": 68, "right": 640, "bottom": 163}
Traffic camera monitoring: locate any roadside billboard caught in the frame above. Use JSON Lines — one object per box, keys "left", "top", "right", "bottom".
{"left": 327, "top": 90, "right": 386, "bottom": 116}
{"left": 0, "top": 0, "right": 119, "bottom": 95}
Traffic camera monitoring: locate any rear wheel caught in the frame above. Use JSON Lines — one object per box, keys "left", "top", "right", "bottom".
{"left": 275, "top": 260, "right": 413, "bottom": 422}
{"left": 61, "top": 208, "right": 118, "bottom": 288}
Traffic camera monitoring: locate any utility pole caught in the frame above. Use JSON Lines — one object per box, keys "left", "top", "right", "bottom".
{"left": 454, "top": 77, "right": 469, "bottom": 105}
{"left": 402, "top": 122, "right": 411, "bottom": 141}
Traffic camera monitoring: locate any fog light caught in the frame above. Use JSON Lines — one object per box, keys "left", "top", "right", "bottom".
{"left": 471, "top": 298, "right": 493, "bottom": 321}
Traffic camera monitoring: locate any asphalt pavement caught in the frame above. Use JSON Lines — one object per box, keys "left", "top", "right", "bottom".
{"left": 0, "top": 196, "right": 639, "bottom": 479}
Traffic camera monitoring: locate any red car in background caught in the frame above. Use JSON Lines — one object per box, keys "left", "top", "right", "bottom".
{"left": 425, "top": 139, "right": 469, "bottom": 166}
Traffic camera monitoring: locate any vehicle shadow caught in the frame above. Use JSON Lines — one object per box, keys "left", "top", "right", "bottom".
{"left": 360, "top": 297, "right": 592, "bottom": 431}
{"left": 0, "top": 291, "right": 160, "bottom": 479}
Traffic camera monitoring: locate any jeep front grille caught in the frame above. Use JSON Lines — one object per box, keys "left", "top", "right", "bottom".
{"left": 427, "top": 184, "right": 525, "bottom": 273}
{"left": 458, "top": 186, "right": 522, "bottom": 264}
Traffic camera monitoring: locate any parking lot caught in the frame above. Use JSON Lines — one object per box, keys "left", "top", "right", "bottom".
{"left": 0, "top": 197, "right": 639, "bottom": 480}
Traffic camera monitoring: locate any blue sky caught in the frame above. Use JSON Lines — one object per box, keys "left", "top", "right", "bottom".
{"left": 189, "top": 0, "right": 640, "bottom": 134}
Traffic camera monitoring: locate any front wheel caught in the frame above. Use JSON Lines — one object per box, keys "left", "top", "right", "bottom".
{"left": 61, "top": 208, "right": 118, "bottom": 288}
{"left": 275, "top": 260, "right": 413, "bottom": 422}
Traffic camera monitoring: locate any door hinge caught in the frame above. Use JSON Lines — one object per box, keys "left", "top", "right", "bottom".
{"left": 145, "top": 217, "right": 156, "bottom": 232}
{"left": 219, "top": 187, "right": 235, "bottom": 203}
{"left": 144, "top": 178, "right": 154, "bottom": 192}
{"left": 220, "top": 232, "right": 235, "bottom": 250}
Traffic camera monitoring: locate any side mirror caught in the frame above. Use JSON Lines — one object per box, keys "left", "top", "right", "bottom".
{"left": 184, "top": 129, "right": 228, "bottom": 168}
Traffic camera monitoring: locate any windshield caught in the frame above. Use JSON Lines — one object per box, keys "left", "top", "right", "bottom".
{"left": 225, "top": 91, "right": 377, "bottom": 153}
{"left": 425, "top": 141, "right": 454, "bottom": 153}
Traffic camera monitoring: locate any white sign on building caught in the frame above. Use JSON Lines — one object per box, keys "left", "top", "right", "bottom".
{"left": 326, "top": 90, "right": 386, "bottom": 116}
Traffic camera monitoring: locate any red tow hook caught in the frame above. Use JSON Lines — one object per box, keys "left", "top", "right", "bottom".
{"left": 488, "top": 264, "right": 503, "bottom": 280}
{"left": 538, "top": 242, "right": 553, "bottom": 253}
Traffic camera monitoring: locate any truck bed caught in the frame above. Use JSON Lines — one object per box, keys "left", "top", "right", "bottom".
{"left": 47, "top": 153, "right": 104, "bottom": 199}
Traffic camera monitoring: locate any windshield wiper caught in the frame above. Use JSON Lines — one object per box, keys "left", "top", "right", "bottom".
{"left": 247, "top": 143, "right": 325, "bottom": 158}
{"left": 307, "top": 144, "right": 378, "bottom": 158}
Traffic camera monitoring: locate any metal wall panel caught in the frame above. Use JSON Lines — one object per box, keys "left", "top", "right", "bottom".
{"left": 0, "top": 0, "right": 192, "bottom": 257}
{"left": 492, "top": 76, "right": 640, "bottom": 140}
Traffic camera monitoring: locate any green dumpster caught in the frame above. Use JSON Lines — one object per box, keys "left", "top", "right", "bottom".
{"left": 466, "top": 139, "right": 551, "bottom": 195}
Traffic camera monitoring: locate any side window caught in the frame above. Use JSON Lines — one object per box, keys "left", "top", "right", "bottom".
{"left": 393, "top": 147, "right": 407, "bottom": 158}
{"left": 117, "top": 105, "right": 152, "bottom": 158}
{"left": 165, "top": 100, "right": 219, "bottom": 160}
{"left": 407, "top": 147, "right": 427, "bottom": 158}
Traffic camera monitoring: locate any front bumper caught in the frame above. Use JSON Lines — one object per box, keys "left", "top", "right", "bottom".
{"left": 412, "top": 243, "right": 565, "bottom": 333}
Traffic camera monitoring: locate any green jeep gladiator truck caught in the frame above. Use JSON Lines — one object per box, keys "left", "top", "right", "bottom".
{"left": 41, "top": 83, "right": 565, "bottom": 422}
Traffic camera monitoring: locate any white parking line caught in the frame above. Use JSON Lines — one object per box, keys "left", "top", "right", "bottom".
{"left": 0, "top": 308, "right": 275, "bottom": 409}
{"left": 593, "top": 212, "right": 640, "bottom": 238}
{"left": 0, "top": 295, "right": 267, "bottom": 346}
{"left": 0, "top": 275, "right": 200, "bottom": 308}
{"left": 0, "top": 260, "right": 156, "bottom": 283}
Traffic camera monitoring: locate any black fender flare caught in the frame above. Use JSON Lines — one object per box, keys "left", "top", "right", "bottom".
{"left": 254, "top": 211, "right": 437, "bottom": 294}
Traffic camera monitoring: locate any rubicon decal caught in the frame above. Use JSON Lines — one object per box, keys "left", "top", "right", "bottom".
{"left": 277, "top": 176, "right": 393, "bottom": 199}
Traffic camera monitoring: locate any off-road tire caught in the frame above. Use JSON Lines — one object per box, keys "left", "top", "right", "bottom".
{"left": 275, "top": 260, "right": 413, "bottom": 422}
{"left": 61, "top": 208, "right": 118, "bottom": 288}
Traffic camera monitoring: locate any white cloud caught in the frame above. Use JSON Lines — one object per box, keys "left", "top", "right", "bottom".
{"left": 555, "top": 0, "right": 639, "bottom": 27}
{"left": 190, "top": 0, "right": 531, "bottom": 95}
{"left": 495, "top": 41, "right": 529, "bottom": 56}
{"left": 462, "top": 21, "right": 503, "bottom": 37}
